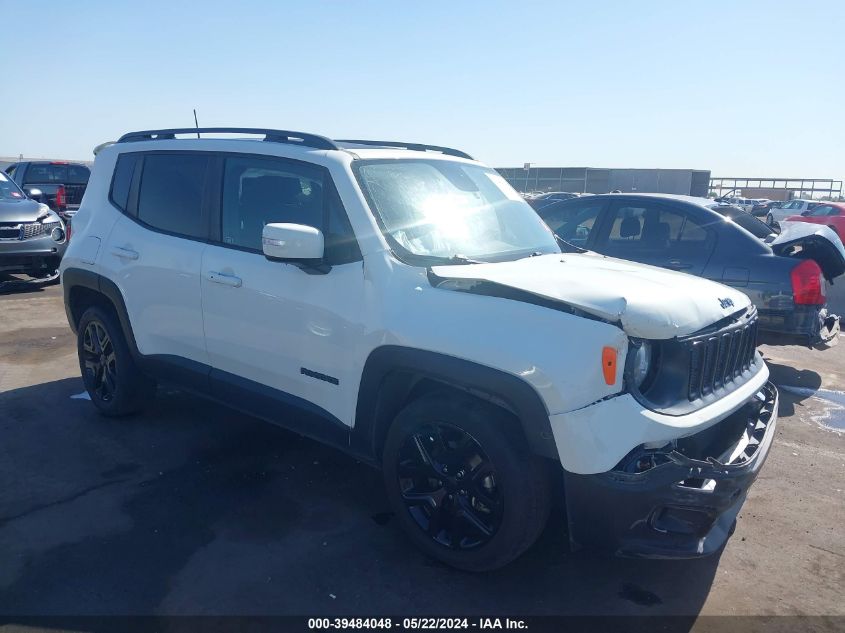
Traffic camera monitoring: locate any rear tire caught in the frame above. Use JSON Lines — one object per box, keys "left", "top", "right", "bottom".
{"left": 382, "top": 391, "right": 550, "bottom": 571}
{"left": 77, "top": 306, "right": 156, "bottom": 416}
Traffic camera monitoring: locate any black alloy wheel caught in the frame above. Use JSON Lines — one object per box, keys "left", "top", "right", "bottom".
{"left": 82, "top": 320, "right": 117, "bottom": 402}
{"left": 397, "top": 422, "right": 503, "bottom": 550}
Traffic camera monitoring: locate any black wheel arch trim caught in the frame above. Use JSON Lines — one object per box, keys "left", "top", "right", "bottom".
{"left": 63, "top": 267, "right": 142, "bottom": 357}
{"left": 351, "top": 345, "right": 558, "bottom": 460}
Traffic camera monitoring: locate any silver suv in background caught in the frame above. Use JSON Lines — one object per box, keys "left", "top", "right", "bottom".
{"left": 0, "top": 171, "right": 67, "bottom": 278}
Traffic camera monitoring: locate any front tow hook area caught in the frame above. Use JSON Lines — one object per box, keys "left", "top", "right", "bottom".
{"left": 563, "top": 383, "right": 778, "bottom": 559}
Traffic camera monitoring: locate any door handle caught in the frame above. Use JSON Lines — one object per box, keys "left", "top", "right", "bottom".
{"left": 666, "top": 259, "right": 692, "bottom": 270}
{"left": 207, "top": 271, "right": 242, "bottom": 288}
{"left": 111, "top": 246, "right": 139, "bottom": 260}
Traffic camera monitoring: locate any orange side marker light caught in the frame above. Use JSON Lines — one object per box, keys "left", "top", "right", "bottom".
{"left": 602, "top": 346, "right": 617, "bottom": 385}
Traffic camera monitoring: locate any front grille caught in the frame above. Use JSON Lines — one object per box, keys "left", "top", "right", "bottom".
{"left": 0, "top": 223, "right": 21, "bottom": 239}
{"left": 21, "top": 223, "right": 45, "bottom": 239}
{"left": 0, "top": 222, "right": 57, "bottom": 241}
{"left": 688, "top": 318, "right": 758, "bottom": 401}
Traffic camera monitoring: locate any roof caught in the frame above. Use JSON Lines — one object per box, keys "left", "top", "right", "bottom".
{"left": 111, "top": 128, "right": 475, "bottom": 161}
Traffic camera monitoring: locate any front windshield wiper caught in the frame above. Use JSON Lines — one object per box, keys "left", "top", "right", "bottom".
{"left": 446, "top": 254, "right": 485, "bottom": 265}
{"left": 554, "top": 234, "right": 587, "bottom": 253}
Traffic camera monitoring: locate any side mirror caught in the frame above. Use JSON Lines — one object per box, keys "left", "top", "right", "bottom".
{"left": 26, "top": 187, "right": 43, "bottom": 200}
{"left": 262, "top": 223, "right": 324, "bottom": 261}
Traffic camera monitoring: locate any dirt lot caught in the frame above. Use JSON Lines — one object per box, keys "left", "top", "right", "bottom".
{"left": 0, "top": 278, "right": 843, "bottom": 621}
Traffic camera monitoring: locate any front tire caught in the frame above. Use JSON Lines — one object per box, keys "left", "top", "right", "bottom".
{"left": 766, "top": 213, "right": 774, "bottom": 226}
{"left": 77, "top": 306, "right": 156, "bottom": 416}
{"left": 382, "top": 391, "right": 550, "bottom": 571}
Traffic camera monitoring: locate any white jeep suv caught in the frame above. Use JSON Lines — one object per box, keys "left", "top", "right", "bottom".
{"left": 61, "top": 128, "right": 777, "bottom": 570}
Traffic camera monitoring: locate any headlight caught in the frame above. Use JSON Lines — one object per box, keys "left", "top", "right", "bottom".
{"left": 629, "top": 340, "right": 653, "bottom": 389}
{"left": 40, "top": 219, "right": 64, "bottom": 241}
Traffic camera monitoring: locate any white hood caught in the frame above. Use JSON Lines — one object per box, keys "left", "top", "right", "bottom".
{"left": 431, "top": 253, "right": 751, "bottom": 339}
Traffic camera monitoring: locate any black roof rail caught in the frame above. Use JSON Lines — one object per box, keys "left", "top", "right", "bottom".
{"left": 335, "top": 139, "right": 474, "bottom": 160}
{"left": 116, "top": 128, "right": 339, "bottom": 151}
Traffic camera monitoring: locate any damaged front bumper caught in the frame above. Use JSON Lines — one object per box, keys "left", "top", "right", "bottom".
{"left": 563, "top": 382, "right": 778, "bottom": 558}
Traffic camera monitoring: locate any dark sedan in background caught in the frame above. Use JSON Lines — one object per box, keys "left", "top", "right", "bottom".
{"left": 537, "top": 193, "right": 844, "bottom": 347}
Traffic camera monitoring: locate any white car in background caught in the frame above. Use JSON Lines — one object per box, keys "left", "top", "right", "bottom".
{"left": 767, "top": 199, "right": 822, "bottom": 226}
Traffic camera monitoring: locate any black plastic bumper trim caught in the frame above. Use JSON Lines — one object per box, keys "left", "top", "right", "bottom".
{"left": 563, "top": 382, "right": 778, "bottom": 559}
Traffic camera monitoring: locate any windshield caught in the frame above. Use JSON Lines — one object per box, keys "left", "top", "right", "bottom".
{"left": 0, "top": 172, "right": 26, "bottom": 200}
{"left": 354, "top": 159, "right": 560, "bottom": 263}
{"left": 708, "top": 204, "right": 775, "bottom": 238}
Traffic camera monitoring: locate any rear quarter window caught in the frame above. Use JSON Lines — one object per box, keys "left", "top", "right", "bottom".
{"left": 109, "top": 154, "right": 139, "bottom": 211}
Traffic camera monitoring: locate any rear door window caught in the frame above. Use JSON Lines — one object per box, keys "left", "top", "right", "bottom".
{"left": 137, "top": 154, "right": 210, "bottom": 239}
{"left": 597, "top": 201, "right": 715, "bottom": 273}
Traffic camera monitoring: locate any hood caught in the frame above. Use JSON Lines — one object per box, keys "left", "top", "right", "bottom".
{"left": 0, "top": 198, "right": 47, "bottom": 223}
{"left": 769, "top": 221, "right": 845, "bottom": 281}
{"left": 431, "top": 253, "right": 752, "bottom": 340}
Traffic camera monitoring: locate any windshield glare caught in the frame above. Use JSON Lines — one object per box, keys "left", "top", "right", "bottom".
{"left": 0, "top": 172, "right": 26, "bottom": 201}
{"left": 355, "top": 160, "right": 560, "bottom": 262}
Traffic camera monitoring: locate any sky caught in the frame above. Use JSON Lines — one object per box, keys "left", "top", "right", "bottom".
{"left": 1, "top": 0, "right": 843, "bottom": 180}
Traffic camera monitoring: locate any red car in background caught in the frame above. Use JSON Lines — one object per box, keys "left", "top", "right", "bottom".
{"left": 787, "top": 202, "right": 845, "bottom": 240}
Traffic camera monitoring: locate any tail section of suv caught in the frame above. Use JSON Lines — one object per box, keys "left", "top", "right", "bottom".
{"left": 61, "top": 128, "right": 778, "bottom": 570}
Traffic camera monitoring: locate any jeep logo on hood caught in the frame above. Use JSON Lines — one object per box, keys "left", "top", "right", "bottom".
{"left": 719, "top": 297, "right": 735, "bottom": 309}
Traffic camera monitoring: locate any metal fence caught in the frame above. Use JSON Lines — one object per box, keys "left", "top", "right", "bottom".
{"left": 496, "top": 167, "right": 711, "bottom": 197}
{"left": 709, "top": 177, "right": 843, "bottom": 200}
